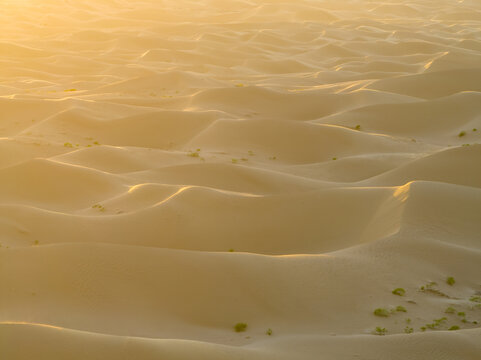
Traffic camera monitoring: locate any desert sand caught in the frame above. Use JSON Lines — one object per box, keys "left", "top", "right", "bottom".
{"left": 1, "top": 0, "right": 481, "bottom": 359}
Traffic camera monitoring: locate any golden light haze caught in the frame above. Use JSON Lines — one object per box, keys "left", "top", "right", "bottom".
{"left": 1, "top": 0, "right": 481, "bottom": 359}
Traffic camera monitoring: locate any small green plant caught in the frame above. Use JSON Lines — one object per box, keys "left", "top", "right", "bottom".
{"left": 228, "top": 249, "right": 234, "bottom": 252}
{"left": 446, "top": 277, "right": 455, "bottom": 286}
{"left": 234, "top": 323, "right": 247, "bottom": 332}
{"left": 404, "top": 326, "right": 413, "bottom": 334}
{"left": 458, "top": 131, "right": 466, "bottom": 137}
{"left": 64, "top": 142, "right": 73, "bottom": 148}
{"left": 332, "top": 157, "right": 337, "bottom": 160}
{"left": 445, "top": 307, "right": 456, "bottom": 314}
{"left": 420, "top": 281, "right": 437, "bottom": 290}
{"left": 473, "top": 128, "right": 477, "bottom": 132}
{"left": 266, "top": 328, "right": 273, "bottom": 336}
{"left": 396, "top": 306, "right": 407, "bottom": 313}
{"left": 449, "top": 325, "right": 460, "bottom": 331}
{"left": 241, "top": 158, "right": 248, "bottom": 162}
{"left": 248, "top": 150, "right": 255, "bottom": 156}
{"left": 187, "top": 151, "right": 199, "bottom": 158}
{"left": 392, "top": 288, "right": 406, "bottom": 296}
{"left": 269, "top": 156, "right": 277, "bottom": 160}
{"left": 92, "top": 204, "right": 106, "bottom": 212}
{"left": 33, "top": 240, "right": 39, "bottom": 246}
{"left": 355, "top": 125, "right": 361, "bottom": 130}
{"left": 93, "top": 141, "right": 100, "bottom": 145}
{"left": 374, "top": 308, "right": 390, "bottom": 317}
{"left": 406, "top": 318, "right": 411, "bottom": 324}
{"left": 373, "top": 327, "right": 387, "bottom": 336}
{"left": 426, "top": 317, "right": 447, "bottom": 329}
{"left": 420, "top": 326, "right": 426, "bottom": 332}
{"left": 231, "top": 158, "right": 238, "bottom": 164}
{"left": 419, "top": 281, "right": 449, "bottom": 297}
{"left": 65, "top": 88, "right": 77, "bottom": 92}
{"left": 469, "top": 296, "right": 481, "bottom": 303}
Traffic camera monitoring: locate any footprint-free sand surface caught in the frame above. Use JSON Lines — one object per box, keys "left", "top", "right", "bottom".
{"left": 1, "top": 0, "right": 481, "bottom": 359}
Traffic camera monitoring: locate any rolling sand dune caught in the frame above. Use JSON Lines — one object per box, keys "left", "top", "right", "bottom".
{"left": 1, "top": 0, "right": 480, "bottom": 359}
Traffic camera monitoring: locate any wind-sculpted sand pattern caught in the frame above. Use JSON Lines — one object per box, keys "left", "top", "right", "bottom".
{"left": 1, "top": 0, "right": 481, "bottom": 359}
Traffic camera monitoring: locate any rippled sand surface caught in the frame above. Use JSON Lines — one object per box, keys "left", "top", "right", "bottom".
{"left": 1, "top": 0, "right": 481, "bottom": 359}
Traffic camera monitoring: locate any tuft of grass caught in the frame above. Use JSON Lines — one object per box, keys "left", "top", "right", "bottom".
{"left": 248, "top": 150, "right": 255, "bottom": 156}
{"left": 473, "top": 128, "right": 477, "bottom": 132}
{"left": 457, "top": 312, "right": 466, "bottom": 317}
{"left": 426, "top": 317, "right": 447, "bottom": 329}
{"left": 405, "top": 318, "right": 411, "bottom": 324}
{"left": 266, "top": 328, "right": 273, "bottom": 336}
{"left": 419, "top": 281, "right": 449, "bottom": 297}
{"left": 65, "top": 88, "right": 77, "bottom": 92}
{"left": 458, "top": 131, "right": 466, "bottom": 137}
{"left": 469, "top": 296, "right": 481, "bottom": 303}
{"left": 355, "top": 125, "right": 361, "bottom": 130}
{"left": 332, "top": 157, "right": 337, "bottom": 160}
{"left": 404, "top": 326, "right": 413, "bottom": 334}
{"left": 234, "top": 323, "right": 247, "bottom": 332}
{"left": 231, "top": 158, "right": 238, "bottom": 164}
{"left": 33, "top": 240, "right": 39, "bottom": 246}
{"left": 92, "top": 204, "right": 106, "bottom": 212}
{"left": 392, "top": 288, "right": 406, "bottom": 296}
{"left": 187, "top": 151, "right": 199, "bottom": 158}
{"left": 445, "top": 306, "right": 456, "bottom": 314}
{"left": 420, "top": 326, "right": 426, "bottom": 332}
{"left": 396, "top": 306, "right": 407, "bottom": 313}
{"left": 373, "top": 327, "right": 387, "bottom": 336}
{"left": 374, "top": 308, "right": 390, "bottom": 317}
{"left": 449, "top": 325, "right": 460, "bottom": 331}
{"left": 446, "top": 277, "right": 455, "bottom": 286}
{"left": 64, "top": 142, "right": 73, "bottom": 148}
{"left": 228, "top": 249, "right": 234, "bottom": 252}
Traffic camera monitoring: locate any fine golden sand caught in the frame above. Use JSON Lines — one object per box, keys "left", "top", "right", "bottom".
{"left": 1, "top": 0, "right": 481, "bottom": 359}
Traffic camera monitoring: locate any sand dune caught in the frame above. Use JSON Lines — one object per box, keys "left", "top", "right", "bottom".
{"left": 1, "top": 0, "right": 480, "bottom": 359}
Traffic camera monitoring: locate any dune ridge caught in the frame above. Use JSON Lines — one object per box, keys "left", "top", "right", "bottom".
{"left": 1, "top": 0, "right": 480, "bottom": 359}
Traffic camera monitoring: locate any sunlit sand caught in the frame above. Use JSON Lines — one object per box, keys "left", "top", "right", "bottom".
{"left": 1, "top": 0, "right": 481, "bottom": 359}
